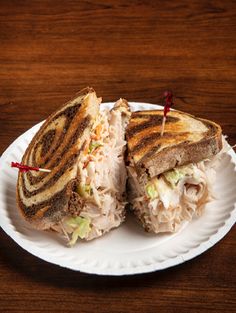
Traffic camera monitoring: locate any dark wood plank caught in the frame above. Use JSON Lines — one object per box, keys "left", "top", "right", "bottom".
{"left": 0, "top": 1, "right": 235, "bottom": 312}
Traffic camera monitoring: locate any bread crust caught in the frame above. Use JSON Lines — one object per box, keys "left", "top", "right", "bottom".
{"left": 144, "top": 127, "right": 222, "bottom": 177}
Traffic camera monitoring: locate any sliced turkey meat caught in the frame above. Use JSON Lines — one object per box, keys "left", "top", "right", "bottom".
{"left": 128, "top": 151, "right": 224, "bottom": 233}
{"left": 52, "top": 100, "right": 130, "bottom": 245}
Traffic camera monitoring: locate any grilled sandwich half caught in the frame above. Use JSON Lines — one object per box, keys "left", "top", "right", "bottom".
{"left": 17, "top": 88, "right": 131, "bottom": 245}
{"left": 126, "top": 109, "right": 223, "bottom": 233}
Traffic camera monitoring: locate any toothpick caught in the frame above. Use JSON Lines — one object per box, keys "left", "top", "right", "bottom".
{"left": 160, "top": 91, "right": 174, "bottom": 136}
{"left": 11, "top": 162, "right": 51, "bottom": 173}
{"left": 37, "top": 168, "right": 51, "bottom": 173}
{"left": 160, "top": 116, "right": 166, "bottom": 136}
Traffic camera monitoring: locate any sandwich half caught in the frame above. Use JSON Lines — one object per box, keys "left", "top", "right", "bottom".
{"left": 126, "top": 109, "right": 223, "bottom": 233}
{"left": 17, "top": 87, "right": 130, "bottom": 245}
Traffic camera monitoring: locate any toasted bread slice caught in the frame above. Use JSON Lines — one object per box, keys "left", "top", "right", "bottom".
{"left": 17, "top": 87, "right": 100, "bottom": 229}
{"left": 126, "top": 109, "right": 222, "bottom": 178}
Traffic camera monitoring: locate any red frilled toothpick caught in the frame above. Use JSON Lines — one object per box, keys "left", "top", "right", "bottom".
{"left": 160, "top": 91, "right": 174, "bottom": 136}
{"left": 11, "top": 162, "right": 51, "bottom": 173}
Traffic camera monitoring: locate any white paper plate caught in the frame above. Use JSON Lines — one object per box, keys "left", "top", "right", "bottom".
{"left": 0, "top": 102, "right": 236, "bottom": 276}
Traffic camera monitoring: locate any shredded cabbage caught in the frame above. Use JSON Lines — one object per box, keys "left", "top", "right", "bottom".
{"left": 77, "top": 184, "right": 92, "bottom": 197}
{"left": 89, "top": 141, "right": 103, "bottom": 153}
{"left": 163, "top": 165, "right": 194, "bottom": 188}
{"left": 131, "top": 158, "right": 219, "bottom": 234}
{"left": 145, "top": 183, "right": 158, "bottom": 199}
{"left": 66, "top": 216, "right": 91, "bottom": 246}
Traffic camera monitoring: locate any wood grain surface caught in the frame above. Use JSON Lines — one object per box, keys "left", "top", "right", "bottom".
{"left": 0, "top": 1, "right": 235, "bottom": 312}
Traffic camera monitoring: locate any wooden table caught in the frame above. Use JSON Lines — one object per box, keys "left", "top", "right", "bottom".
{"left": 0, "top": 1, "right": 235, "bottom": 312}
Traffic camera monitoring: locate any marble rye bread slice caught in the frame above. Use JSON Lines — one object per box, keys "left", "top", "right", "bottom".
{"left": 16, "top": 87, "right": 100, "bottom": 230}
{"left": 126, "top": 109, "right": 222, "bottom": 179}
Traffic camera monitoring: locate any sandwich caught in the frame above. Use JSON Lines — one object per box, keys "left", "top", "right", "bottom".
{"left": 126, "top": 109, "right": 223, "bottom": 233}
{"left": 17, "top": 87, "right": 131, "bottom": 245}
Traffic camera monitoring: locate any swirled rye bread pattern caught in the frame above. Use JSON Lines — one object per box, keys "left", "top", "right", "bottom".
{"left": 126, "top": 110, "right": 222, "bottom": 178}
{"left": 17, "top": 87, "right": 100, "bottom": 230}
